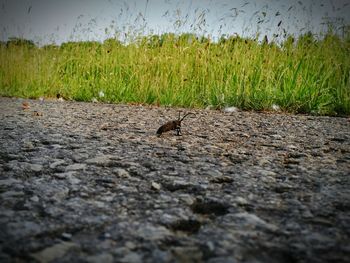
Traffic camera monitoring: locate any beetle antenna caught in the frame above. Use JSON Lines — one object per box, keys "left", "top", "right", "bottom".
{"left": 180, "top": 113, "right": 195, "bottom": 122}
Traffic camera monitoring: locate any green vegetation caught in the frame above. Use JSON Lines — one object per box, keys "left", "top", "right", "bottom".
{"left": 0, "top": 32, "right": 349, "bottom": 115}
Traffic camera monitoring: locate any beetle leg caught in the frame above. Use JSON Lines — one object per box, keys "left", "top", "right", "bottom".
{"left": 176, "top": 126, "right": 182, "bottom": 136}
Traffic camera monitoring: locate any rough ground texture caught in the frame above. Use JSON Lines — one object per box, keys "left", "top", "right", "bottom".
{"left": 0, "top": 96, "right": 349, "bottom": 263}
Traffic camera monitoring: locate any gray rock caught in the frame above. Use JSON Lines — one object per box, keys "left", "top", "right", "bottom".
{"left": 31, "top": 242, "right": 79, "bottom": 263}
{"left": 1, "top": 190, "right": 25, "bottom": 198}
{"left": 61, "top": 232, "right": 72, "bottom": 240}
{"left": 86, "top": 253, "right": 114, "bottom": 263}
{"left": 136, "top": 224, "right": 171, "bottom": 241}
{"left": 229, "top": 212, "right": 279, "bottom": 232}
{"left": 119, "top": 252, "right": 142, "bottom": 263}
{"left": 65, "top": 163, "right": 86, "bottom": 171}
{"left": 49, "top": 159, "right": 66, "bottom": 169}
{"left": 67, "top": 174, "right": 81, "bottom": 184}
{"left": 85, "top": 155, "right": 113, "bottom": 166}
{"left": 234, "top": 196, "right": 249, "bottom": 206}
{"left": 26, "top": 163, "right": 43, "bottom": 172}
{"left": 54, "top": 171, "right": 76, "bottom": 179}
{"left": 0, "top": 178, "right": 22, "bottom": 186}
{"left": 30, "top": 195, "right": 40, "bottom": 202}
{"left": 114, "top": 168, "right": 130, "bottom": 178}
{"left": 151, "top": 181, "right": 161, "bottom": 191}
{"left": 6, "top": 221, "right": 42, "bottom": 239}
{"left": 22, "top": 140, "right": 35, "bottom": 151}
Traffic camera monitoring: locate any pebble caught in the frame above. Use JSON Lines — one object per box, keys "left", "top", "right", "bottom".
{"left": 234, "top": 196, "right": 249, "bottom": 206}
{"left": 230, "top": 212, "right": 279, "bottom": 232}
{"left": 30, "top": 195, "right": 40, "bottom": 202}
{"left": 22, "top": 141, "right": 34, "bottom": 151}
{"left": 29, "top": 163, "right": 43, "bottom": 172}
{"left": 31, "top": 242, "right": 79, "bottom": 263}
{"left": 119, "top": 252, "right": 142, "bottom": 263}
{"left": 49, "top": 159, "right": 66, "bottom": 169}
{"left": 151, "top": 181, "right": 161, "bottom": 191}
{"left": 65, "top": 163, "right": 86, "bottom": 171}
{"left": 85, "top": 155, "right": 112, "bottom": 166}
{"left": 86, "top": 253, "right": 114, "bottom": 263}
{"left": 223, "top": 106, "right": 239, "bottom": 113}
{"left": 1, "top": 190, "right": 24, "bottom": 198}
{"left": 0, "top": 178, "right": 22, "bottom": 186}
{"left": 114, "top": 168, "right": 130, "bottom": 178}
{"left": 136, "top": 224, "right": 171, "bottom": 241}
{"left": 61, "top": 232, "right": 72, "bottom": 240}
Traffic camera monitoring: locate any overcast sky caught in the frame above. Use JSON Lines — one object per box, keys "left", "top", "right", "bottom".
{"left": 1, "top": 0, "right": 349, "bottom": 45}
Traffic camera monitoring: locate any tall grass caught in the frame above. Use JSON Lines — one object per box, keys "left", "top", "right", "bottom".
{"left": 0, "top": 30, "right": 349, "bottom": 115}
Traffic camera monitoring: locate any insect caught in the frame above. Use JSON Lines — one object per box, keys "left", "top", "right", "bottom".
{"left": 156, "top": 112, "right": 195, "bottom": 136}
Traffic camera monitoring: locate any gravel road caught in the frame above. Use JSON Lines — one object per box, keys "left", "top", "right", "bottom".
{"left": 0, "top": 96, "right": 349, "bottom": 263}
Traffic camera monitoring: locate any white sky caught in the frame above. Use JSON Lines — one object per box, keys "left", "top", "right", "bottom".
{"left": 1, "top": 0, "right": 350, "bottom": 45}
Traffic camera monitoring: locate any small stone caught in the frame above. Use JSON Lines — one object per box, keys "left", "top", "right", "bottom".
{"left": 234, "top": 196, "right": 249, "bottom": 206}
{"left": 30, "top": 195, "right": 40, "bottom": 202}
{"left": 151, "top": 182, "right": 161, "bottom": 191}
{"left": 272, "top": 104, "right": 280, "bottom": 111}
{"left": 162, "top": 179, "right": 200, "bottom": 192}
{"left": 125, "top": 241, "right": 136, "bottom": 250}
{"left": 259, "top": 169, "right": 277, "bottom": 177}
{"left": 302, "top": 210, "right": 314, "bottom": 219}
{"left": 80, "top": 192, "right": 89, "bottom": 198}
{"left": 114, "top": 168, "right": 130, "bottom": 178}
{"left": 6, "top": 221, "right": 42, "bottom": 239}
{"left": 206, "top": 241, "right": 215, "bottom": 251}
{"left": 159, "top": 213, "right": 178, "bottom": 225}
{"left": 85, "top": 155, "right": 112, "bottom": 166}
{"left": 120, "top": 252, "right": 142, "bottom": 263}
{"left": 258, "top": 158, "right": 271, "bottom": 166}
{"left": 171, "top": 247, "right": 203, "bottom": 262}
{"left": 99, "top": 193, "right": 116, "bottom": 202}
{"left": 231, "top": 212, "right": 278, "bottom": 232}
{"left": 206, "top": 169, "right": 223, "bottom": 177}
{"left": 0, "top": 178, "right": 21, "bottom": 186}
{"left": 22, "top": 141, "right": 34, "bottom": 151}
{"left": 67, "top": 174, "right": 81, "bottom": 184}
{"left": 0, "top": 209, "right": 14, "bottom": 219}
{"left": 136, "top": 224, "right": 171, "bottom": 241}
{"left": 87, "top": 253, "right": 114, "bottom": 263}
{"left": 223, "top": 106, "right": 239, "bottom": 113}
{"left": 99, "top": 91, "right": 105, "bottom": 98}
{"left": 261, "top": 175, "right": 276, "bottom": 183}
{"left": 1, "top": 190, "right": 24, "bottom": 198}
{"left": 61, "top": 232, "right": 72, "bottom": 240}
{"left": 29, "top": 164, "right": 43, "bottom": 172}
{"left": 31, "top": 242, "right": 79, "bottom": 263}
{"left": 305, "top": 232, "right": 334, "bottom": 244}
{"left": 178, "top": 194, "right": 195, "bottom": 205}
{"left": 65, "top": 163, "right": 86, "bottom": 171}
{"left": 50, "top": 160, "right": 66, "bottom": 169}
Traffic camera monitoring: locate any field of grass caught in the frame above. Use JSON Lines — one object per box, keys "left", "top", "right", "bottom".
{"left": 0, "top": 31, "right": 349, "bottom": 116}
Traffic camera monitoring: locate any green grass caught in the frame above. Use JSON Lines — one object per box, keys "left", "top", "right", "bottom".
{"left": 0, "top": 31, "right": 349, "bottom": 116}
